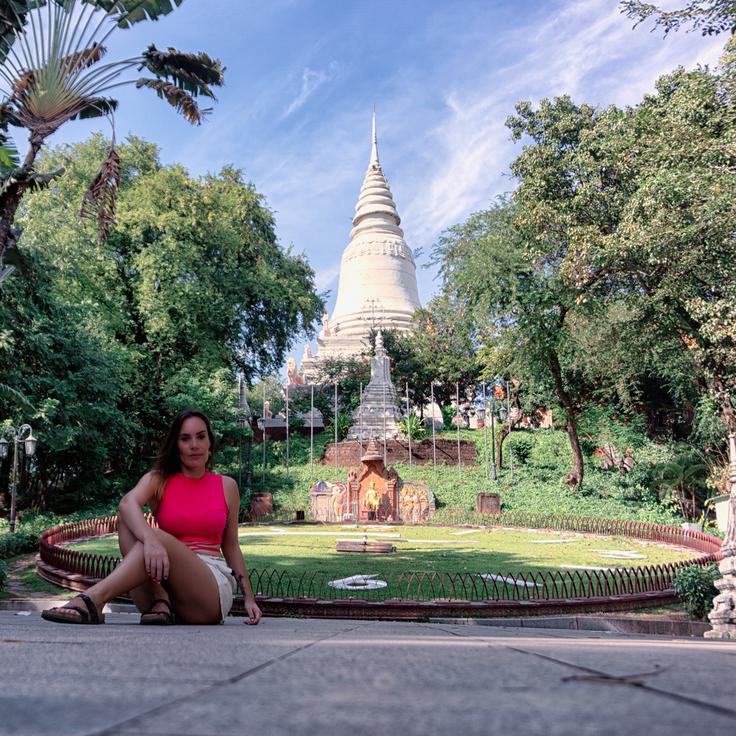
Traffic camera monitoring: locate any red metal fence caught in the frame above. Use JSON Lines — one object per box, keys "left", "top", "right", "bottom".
{"left": 38, "top": 513, "right": 721, "bottom": 605}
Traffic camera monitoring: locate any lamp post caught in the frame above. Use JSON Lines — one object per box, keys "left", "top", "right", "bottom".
{"left": 0, "top": 424, "right": 37, "bottom": 532}
{"left": 430, "top": 382, "right": 437, "bottom": 472}
{"left": 237, "top": 372, "right": 252, "bottom": 494}
{"left": 482, "top": 383, "right": 489, "bottom": 480}
{"left": 490, "top": 393, "right": 497, "bottom": 482}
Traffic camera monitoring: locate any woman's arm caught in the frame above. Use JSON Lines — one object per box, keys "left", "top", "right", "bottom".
{"left": 118, "top": 472, "right": 169, "bottom": 583}
{"left": 221, "top": 476, "right": 262, "bottom": 625}
{"left": 118, "top": 472, "right": 159, "bottom": 541}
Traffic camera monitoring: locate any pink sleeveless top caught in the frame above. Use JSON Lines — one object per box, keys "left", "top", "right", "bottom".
{"left": 154, "top": 472, "right": 228, "bottom": 555}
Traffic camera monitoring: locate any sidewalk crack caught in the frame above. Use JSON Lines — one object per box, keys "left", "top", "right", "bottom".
{"left": 88, "top": 623, "right": 362, "bottom": 736}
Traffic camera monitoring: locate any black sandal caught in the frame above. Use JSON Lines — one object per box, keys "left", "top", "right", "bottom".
{"left": 140, "top": 597, "right": 175, "bottom": 626}
{"left": 41, "top": 593, "right": 105, "bottom": 625}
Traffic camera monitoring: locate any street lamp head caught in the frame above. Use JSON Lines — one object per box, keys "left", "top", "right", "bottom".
{"left": 24, "top": 432, "right": 37, "bottom": 457}
{"left": 499, "top": 407, "right": 508, "bottom": 421}
{"left": 0, "top": 437, "right": 7, "bottom": 460}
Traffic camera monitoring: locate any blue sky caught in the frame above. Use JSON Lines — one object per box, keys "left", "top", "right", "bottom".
{"left": 30, "top": 0, "right": 724, "bottom": 357}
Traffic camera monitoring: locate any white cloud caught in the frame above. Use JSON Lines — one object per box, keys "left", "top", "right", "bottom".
{"left": 120, "top": 0, "right": 727, "bottom": 318}
{"left": 315, "top": 261, "right": 341, "bottom": 292}
{"left": 395, "top": 0, "right": 725, "bottom": 280}
{"left": 284, "top": 61, "right": 339, "bottom": 118}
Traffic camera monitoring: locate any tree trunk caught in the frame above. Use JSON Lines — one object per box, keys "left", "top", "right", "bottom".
{"left": 495, "top": 379, "right": 521, "bottom": 468}
{"left": 496, "top": 416, "right": 521, "bottom": 468}
{"left": 496, "top": 423, "right": 508, "bottom": 469}
{"left": 548, "top": 350, "right": 584, "bottom": 489}
{"left": 714, "top": 375, "right": 736, "bottom": 435}
{"left": 0, "top": 134, "right": 44, "bottom": 264}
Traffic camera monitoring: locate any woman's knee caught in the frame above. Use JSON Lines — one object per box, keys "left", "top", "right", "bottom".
{"left": 116, "top": 517, "right": 137, "bottom": 553}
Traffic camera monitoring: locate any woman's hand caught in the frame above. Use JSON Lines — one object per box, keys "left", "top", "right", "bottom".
{"left": 143, "top": 536, "right": 169, "bottom": 583}
{"left": 243, "top": 597, "right": 262, "bottom": 625}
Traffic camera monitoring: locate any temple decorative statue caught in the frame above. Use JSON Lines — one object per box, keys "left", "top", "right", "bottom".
{"left": 347, "top": 330, "right": 401, "bottom": 440}
{"left": 309, "top": 437, "right": 435, "bottom": 523}
{"left": 705, "top": 432, "right": 736, "bottom": 639}
{"left": 300, "top": 113, "right": 421, "bottom": 380}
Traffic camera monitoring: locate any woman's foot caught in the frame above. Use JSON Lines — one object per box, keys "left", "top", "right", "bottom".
{"left": 140, "top": 597, "right": 175, "bottom": 625}
{"left": 41, "top": 593, "right": 106, "bottom": 624}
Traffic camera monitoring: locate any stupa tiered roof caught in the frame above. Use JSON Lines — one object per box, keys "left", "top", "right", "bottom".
{"left": 301, "top": 113, "right": 421, "bottom": 379}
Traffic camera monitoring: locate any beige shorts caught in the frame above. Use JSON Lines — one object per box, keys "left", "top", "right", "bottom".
{"left": 196, "top": 554, "right": 237, "bottom": 622}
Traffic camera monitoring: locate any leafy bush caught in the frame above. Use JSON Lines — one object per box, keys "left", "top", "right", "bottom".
{"left": 578, "top": 403, "right": 647, "bottom": 457}
{"left": 673, "top": 563, "right": 719, "bottom": 620}
{"left": 650, "top": 450, "right": 709, "bottom": 521}
{"left": 527, "top": 430, "right": 572, "bottom": 470}
{"left": 441, "top": 405, "right": 456, "bottom": 429}
{"left": 690, "top": 395, "right": 728, "bottom": 450}
{"left": 0, "top": 530, "right": 39, "bottom": 560}
{"left": 326, "top": 412, "right": 352, "bottom": 442}
{"left": 399, "top": 415, "right": 427, "bottom": 442}
{"left": 509, "top": 432, "right": 532, "bottom": 464}
{"left": 0, "top": 560, "right": 6, "bottom": 591}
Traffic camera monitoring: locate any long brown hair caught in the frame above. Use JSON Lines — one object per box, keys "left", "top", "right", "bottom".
{"left": 152, "top": 409, "right": 217, "bottom": 499}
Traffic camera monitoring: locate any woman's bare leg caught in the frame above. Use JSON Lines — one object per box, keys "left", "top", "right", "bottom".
{"left": 49, "top": 529, "right": 222, "bottom": 624}
{"left": 117, "top": 516, "right": 168, "bottom": 614}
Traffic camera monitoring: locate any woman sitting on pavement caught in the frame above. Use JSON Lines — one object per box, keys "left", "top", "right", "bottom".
{"left": 42, "top": 409, "right": 262, "bottom": 626}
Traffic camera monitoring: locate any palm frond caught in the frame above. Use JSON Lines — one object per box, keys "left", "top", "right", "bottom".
{"left": 80, "top": 143, "right": 120, "bottom": 241}
{"left": 0, "top": 162, "right": 62, "bottom": 196}
{"left": 0, "top": 136, "right": 20, "bottom": 172}
{"left": 28, "top": 166, "right": 62, "bottom": 189}
{"left": 0, "top": 382, "right": 35, "bottom": 413}
{"left": 83, "top": 0, "right": 184, "bottom": 28}
{"left": 141, "top": 44, "right": 224, "bottom": 96}
{"left": 135, "top": 76, "right": 210, "bottom": 124}
{"left": 68, "top": 95, "right": 116, "bottom": 119}
{"left": 60, "top": 41, "right": 107, "bottom": 72}
{"left": 0, "top": 101, "right": 20, "bottom": 172}
{"left": 4, "top": 3, "right": 125, "bottom": 135}
{"left": 0, "top": 1, "right": 45, "bottom": 64}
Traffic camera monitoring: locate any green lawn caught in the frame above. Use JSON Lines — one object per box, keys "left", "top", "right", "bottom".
{"left": 69, "top": 524, "right": 694, "bottom": 579}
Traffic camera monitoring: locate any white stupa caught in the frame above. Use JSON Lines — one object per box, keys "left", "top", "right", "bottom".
{"left": 300, "top": 113, "right": 421, "bottom": 380}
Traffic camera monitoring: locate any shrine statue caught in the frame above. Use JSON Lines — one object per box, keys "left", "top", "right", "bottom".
{"left": 332, "top": 484, "right": 347, "bottom": 522}
{"left": 400, "top": 488, "right": 415, "bottom": 523}
{"left": 263, "top": 400, "right": 272, "bottom": 419}
{"left": 322, "top": 312, "right": 331, "bottom": 337}
{"left": 286, "top": 357, "right": 304, "bottom": 386}
{"left": 417, "top": 489, "right": 429, "bottom": 521}
{"left": 724, "top": 491, "right": 736, "bottom": 553}
{"left": 303, "top": 344, "right": 313, "bottom": 360}
{"left": 364, "top": 480, "right": 381, "bottom": 521}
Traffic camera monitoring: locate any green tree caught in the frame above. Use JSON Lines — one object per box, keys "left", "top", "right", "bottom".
{"left": 0, "top": 0, "right": 224, "bottom": 281}
{"left": 621, "top": 0, "right": 736, "bottom": 36}
{"left": 0, "top": 243, "right": 131, "bottom": 510}
{"left": 311, "top": 355, "right": 371, "bottom": 414}
{"left": 1, "top": 134, "right": 323, "bottom": 511}
{"left": 391, "top": 296, "right": 481, "bottom": 413}
{"left": 500, "top": 36, "right": 736, "bottom": 464}
{"left": 433, "top": 200, "right": 589, "bottom": 488}
{"left": 537, "top": 61, "right": 736, "bottom": 437}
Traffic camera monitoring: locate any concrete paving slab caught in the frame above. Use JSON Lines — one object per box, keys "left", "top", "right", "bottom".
{"left": 431, "top": 614, "right": 711, "bottom": 637}
{"left": 0, "top": 612, "right": 734, "bottom": 736}
{"left": 457, "top": 622, "right": 736, "bottom": 716}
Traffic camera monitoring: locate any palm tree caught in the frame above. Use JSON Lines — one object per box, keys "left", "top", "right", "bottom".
{"left": 0, "top": 0, "right": 224, "bottom": 283}
{"left": 652, "top": 457, "right": 710, "bottom": 522}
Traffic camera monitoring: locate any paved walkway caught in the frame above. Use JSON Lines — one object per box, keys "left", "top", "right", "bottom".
{"left": 2, "top": 611, "right": 735, "bottom": 736}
